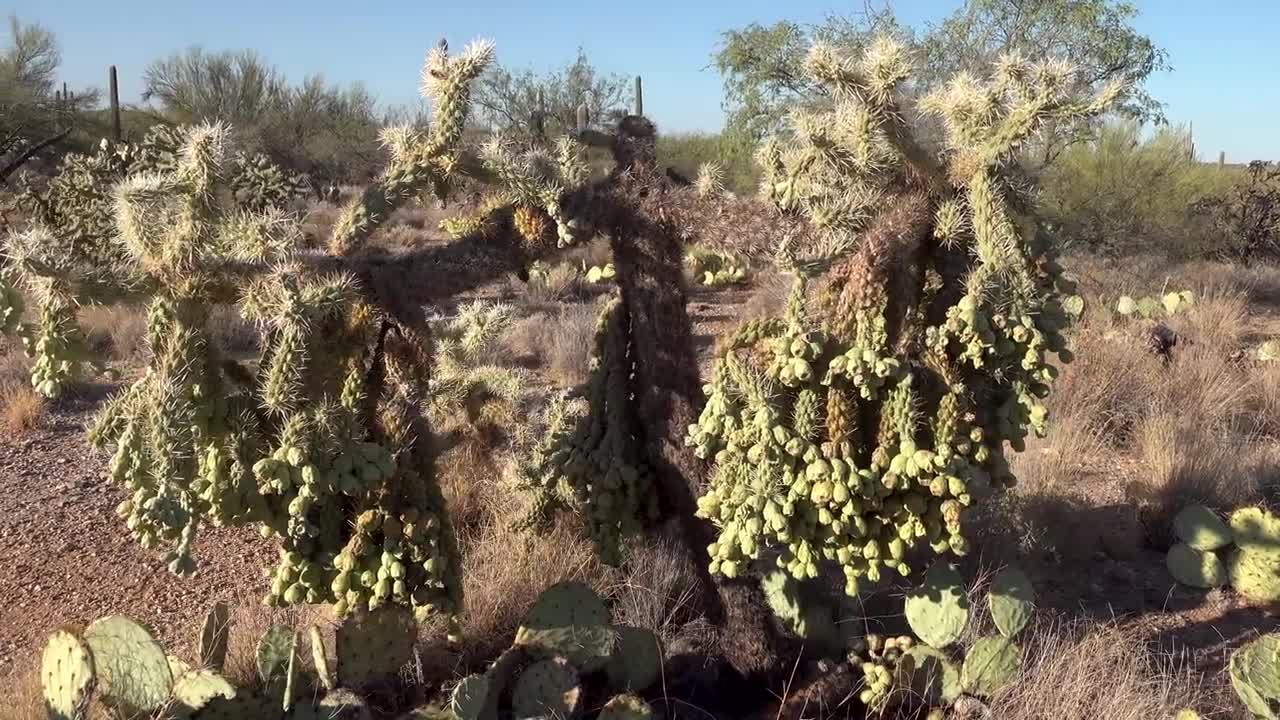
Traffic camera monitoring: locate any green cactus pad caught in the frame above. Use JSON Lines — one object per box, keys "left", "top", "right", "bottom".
{"left": 169, "top": 654, "right": 192, "bottom": 680}
{"left": 904, "top": 562, "right": 970, "bottom": 649}
{"left": 512, "top": 658, "right": 582, "bottom": 719}
{"left": 515, "top": 582, "right": 612, "bottom": 672}
{"left": 82, "top": 615, "right": 172, "bottom": 715}
{"left": 894, "top": 645, "right": 961, "bottom": 706}
{"left": 1229, "top": 547, "right": 1280, "bottom": 604}
{"left": 1174, "top": 710, "right": 1201, "bottom": 720}
{"left": 41, "top": 629, "right": 95, "bottom": 720}
{"left": 1136, "top": 297, "right": 1161, "bottom": 319}
{"left": 1174, "top": 505, "right": 1233, "bottom": 551}
{"left": 988, "top": 566, "right": 1035, "bottom": 638}
{"left": 257, "top": 625, "right": 295, "bottom": 686}
{"left": 1230, "top": 635, "right": 1280, "bottom": 719}
{"left": 450, "top": 673, "right": 497, "bottom": 720}
{"left": 606, "top": 625, "right": 662, "bottom": 692}
{"left": 192, "top": 690, "right": 281, "bottom": 720}
{"left": 198, "top": 601, "right": 231, "bottom": 670}
{"left": 172, "top": 669, "right": 237, "bottom": 710}
{"left": 336, "top": 606, "right": 417, "bottom": 689}
{"left": 1116, "top": 296, "right": 1138, "bottom": 316}
{"left": 598, "top": 694, "right": 655, "bottom": 720}
{"left": 1062, "top": 295, "right": 1085, "bottom": 317}
{"left": 1231, "top": 507, "right": 1280, "bottom": 551}
{"left": 1166, "top": 543, "right": 1226, "bottom": 588}
{"left": 961, "top": 636, "right": 1021, "bottom": 697}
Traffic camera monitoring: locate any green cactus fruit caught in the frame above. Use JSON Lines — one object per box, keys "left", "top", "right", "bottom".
{"left": 989, "top": 566, "right": 1035, "bottom": 638}
{"left": 1174, "top": 710, "right": 1201, "bottom": 720}
{"left": 512, "top": 658, "right": 582, "bottom": 720}
{"left": 310, "top": 626, "right": 334, "bottom": 691}
{"left": 336, "top": 606, "right": 417, "bottom": 689}
{"left": 606, "top": 626, "right": 662, "bottom": 692}
{"left": 598, "top": 694, "right": 655, "bottom": 720}
{"left": 82, "top": 616, "right": 172, "bottom": 715}
{"left": 450, "top": 673, "right": 497, "bottom": 720}
{"left": 198, "top": 601, "right": 231, "bottom": 669}
{"left": 905, "top": 562, "right": 969, "bottom": 649}
{"left": 41, "top": 629, "right": 95, "bottom": 720}
{"left": 1173, "top": 505, "right": 1233, "bottom": 551}
{"left": 961, "top": 636, "right": 1021, "bottom": 697}
{"left": 1230, "top": 634, "right": 1280, "bottom": 720}
{"left": 1229, "top": 547, "right": 1280, "bottom": 604}
{"left": 1166, "top": 542, "right": 1226, "bottom": 588}
{"left": 1260, "top": 341, "right": 1280, "bottom": 363}
{"left": 1162, "top": 292, "right": 1184, "bottom": 315}
{"left": 172, "top": 669, "right": 237, "bottom": 710}
{"left": 1232, "top": 507, "right": 1280, "bottom": 551}
{"left": 515, "top": 582, "right": 612, "bottom": 672}
{"left": 257, "top": 625, "right": 295, "bottom": 686}
{"left": 1061, "top": 295, "right": 1085, "bottom": 317}
{"left": 894, "top": 645, "right": 961, "bottom": 706}
{"left": 1116, "top": 296, "right": 1138, "bottom": 316}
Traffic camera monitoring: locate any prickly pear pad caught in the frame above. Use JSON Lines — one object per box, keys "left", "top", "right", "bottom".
{"left": 905, "top": 562, "right": 969, "bottom": 649}
{"left": 961, "top": 636, "right": 1021, "bottom": 697}
{"left": 1166, "top": 543, "right": 1226, "bottom": 588}
{"left": 512, "top": 658, "right": 582, "bottom": 719}
{"left": 41, "top": 629, "right": 95, "bottom": 720}
{"left": 172, "top": 668, "right": 237, "bottom": 710}
{"left": 336, "top": 606, "right": 416, "bottom": 689}
{"left": 82, "top": 616, "right": 172, "bottom": 715}
{"left": 1173, "top": 505, "right": 1232, "bottom": 551}
{"left": 198, "top": 601, "right": 231, "bottom": 669}
{"left": 606, "top": 626, "right": 663, "bottom": 692}
{"left": 988, "top": 566, "right": 1035, "bottom": 638}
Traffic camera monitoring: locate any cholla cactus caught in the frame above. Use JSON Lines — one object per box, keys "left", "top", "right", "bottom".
{"left": 230, "top": 151, "right": 305, "bottom": 211}
{"left": 329, "top": 39, "right": 495, "bottom": 255}
{"left": 690, "top": 38, "right": 1125, "bottom": 595}
{"left": 481, "top": 135, "right": 591, "bottom": 248}
{"left": 428, "top": 300, "right": 530, "bottom": 436}
{"left": 51, "top": 123, "right": 465, "bottom": 623}
{"left": 695, "top": 162, "right": 727, "bottom": 198}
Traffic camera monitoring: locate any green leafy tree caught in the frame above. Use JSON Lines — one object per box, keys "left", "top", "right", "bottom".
{"left": 715, "top": 0, "right": 1166, "bottom": 166}
{"left": 473, "top": 48, "right": 629, "bottom": 137}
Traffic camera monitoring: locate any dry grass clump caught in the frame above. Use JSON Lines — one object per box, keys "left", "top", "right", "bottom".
{"left": 502, "top": 301, "right": 600, "bottom": 387}
{"left": 989, "top": 619, "right": 1218, "bottom": 720}
{"left": 0, "top": 350, "right": 42, "bottom": 435}
{"left": 512, "top": 261, "right": 583, "bottom": 304}
{"left": 79, "top": 305, "right": 148, "bottom": 361}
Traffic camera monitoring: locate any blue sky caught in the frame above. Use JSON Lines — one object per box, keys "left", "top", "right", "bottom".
{"left": 14, "top": 0, "right": 1280, "bottom": 161}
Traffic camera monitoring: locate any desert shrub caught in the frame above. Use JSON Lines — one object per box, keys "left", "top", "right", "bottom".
{"left": 1193, "top": 160, "right": 1280, "bottom": 260}
{"left": 656, "top": 131, "right": 757, "bottom": 194}
{"left": 1038, "top": 121, "right": 1236, "bottom": 257}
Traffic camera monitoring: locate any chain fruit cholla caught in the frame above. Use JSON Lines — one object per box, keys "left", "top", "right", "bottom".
{"left": 688, "top": 39, "right": 1124, "bottom": 594}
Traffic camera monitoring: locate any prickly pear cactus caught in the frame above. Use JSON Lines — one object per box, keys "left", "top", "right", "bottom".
{"left": 691, "top": 38, "right": 1124, "bottom": 594}
{"left": 598, "top": 694, "right": 656, "bottom": 720}
{"left": 41, "top": 629, "right": 95, "bottom": 720}
{"left": 988, "top": 566, "right": 1035, "bottom": 638}
{"left": 904, "top": 562, "right": 970, "bottom": 649}
{"left": 895, "top": 644, "right": 962, "bottom": 707}
{"left": 171, "top": 668, "right": 237, "bottom": 710}
{"left": 760, "top": 569, "right": 843, "bottom": 656}
{"left": 1174, "top": 505, "right": 1233, "bottom": 551}
{"left": 335, "top": 607, "right": 417, "bottom": 690}
{"left": 512, "top": 658, "right": 582, "bottom": 720}
{"left": 257, "top": 625, "right": 295, "bottom": 688}
{"left": 1232, "top": 507, "right": 1280, "bottom": 550}
{"left": 514, "top": 582, "right": 613, "bottom": 672}
{"left": 960, "top": 636, "right": 1021, "bottom": 697}
{"left": 82, "top": 616, "right": 172, "bottom": 715}
{"left": 450, "top": 674, "right": 497, "bottom": 720}
{"left": 1167, "top": 542, "right": 1227, "bottom": 588}
{"left": 606, "top": 626, "right": 663, "bottom": 693}
{"left": 1230, "top": 634, "right": 1280, "bottom": 719}
{"left": 1230, "top": 546, "right": 1280, "bottom": 604}
{"left": 198, "top": 601, "right": 231, "bottom": 670}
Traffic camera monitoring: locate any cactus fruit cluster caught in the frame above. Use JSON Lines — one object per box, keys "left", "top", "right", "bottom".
{"left": 514, "top": 297, "right": 659, "bottom": 565}
{"left": 1166, "top": 505, "right": 1280, "bottom": 603}
{"left": 1231, "top": 633, "right": 1280, "bottom": 719}
{"left": 38, "top": 605, "right": 441, "bottom": 720}
{"left": 849, "top": 563, "right": 1033, "bottom": 713}
{"left": 585, "top": 262, "right": 616, "bottom": 284}
{"left": 450, "top": 582, "right": 662, "bottom": 719}
{"left": 687, "top": 38, "right": 1123, "bottom": 595}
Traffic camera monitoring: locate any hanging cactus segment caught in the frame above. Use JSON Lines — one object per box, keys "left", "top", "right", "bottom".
{"left": 904, "top": 563, "right": 970, "bottom": 649}
{"left": 41, "top": 629, "right": 96, "bottom": 720}
{"left": 198, "top": 601, "right": 231, "bottom": 670}
{"left": 1174, "top": 505, "right": 1233, "bottom": 551}
{"left": 82, "top": 616, "right": 173, "bottom": 715}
